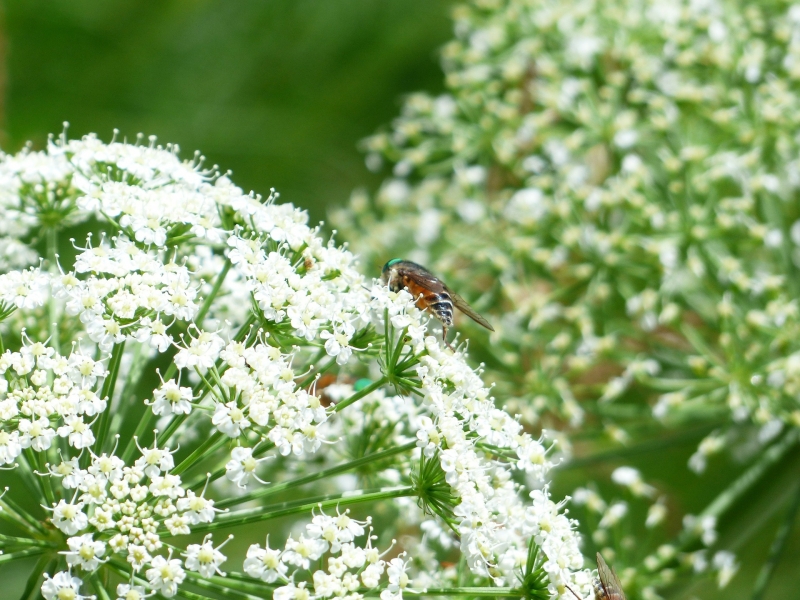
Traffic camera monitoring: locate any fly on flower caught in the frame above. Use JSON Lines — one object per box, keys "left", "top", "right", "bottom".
{"left": 594, "top": 553, "right": 627, "bottom": 600}
{"left": 381, "top": 258, "right": 493, "bottom": 349}
{"left": 567, "top": 553, "right": 626, "bottom": 600}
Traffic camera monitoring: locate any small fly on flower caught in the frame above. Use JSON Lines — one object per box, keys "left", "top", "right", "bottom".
{"left": 593, "top": 553, "right": 627, "bottom": 600}
{"left": 568, "top": 553, "right": 627, "bottom": 600}
{"left": 381, "top": 258, "right": 493, "bottom": 349}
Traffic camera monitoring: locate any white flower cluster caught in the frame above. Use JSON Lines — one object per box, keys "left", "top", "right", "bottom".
{"left": 55, "top": 236, "right": 199, "bottom": 353}
{"left": 368, "top": 288, "right": 589, "bottom": 595}
{"left": 0, "top": 341, "right": 108, "bottom": 460}
{"left": 36, "top": 438, "right": 219, "bottom": 599}
{"left": 0, "top": 130, "right": 589, "bottom": 600}
{"left": 209, "top": 340, "right": 330, "bottom": 461}
{"left": 244, "top": 509, "right": 398, "bottom": 600}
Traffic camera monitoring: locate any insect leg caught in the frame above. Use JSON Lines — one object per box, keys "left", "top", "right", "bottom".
{"left": 442, "top": 325, "right": 454, "bottom": 351}
{"left": 565, "top": 585, "right": 584, "bottom": 600}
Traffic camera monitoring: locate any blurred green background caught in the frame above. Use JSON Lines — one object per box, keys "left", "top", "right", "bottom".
{"left": 4, "top": 0, "right": 453, "bottom": 224}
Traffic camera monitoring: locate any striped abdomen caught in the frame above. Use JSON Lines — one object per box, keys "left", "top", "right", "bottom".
{"left": 402, "top": 277, "right": 454, "bottom": 327}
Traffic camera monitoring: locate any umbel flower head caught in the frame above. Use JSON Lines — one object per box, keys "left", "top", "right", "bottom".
{"left": 330, "top": 0, "right": 800, "bottom": 594}
{"left": 0, "top": 129, "right": 588, "bottom": 599}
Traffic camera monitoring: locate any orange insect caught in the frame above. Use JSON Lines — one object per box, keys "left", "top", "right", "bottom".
{"left": 381, "top": 259, "right": 493, "bottom": 349}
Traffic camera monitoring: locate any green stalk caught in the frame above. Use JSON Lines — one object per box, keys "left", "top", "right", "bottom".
{"left": 158, "top": 413, "right": 189, "bottom": 446}
{"left": 21, "top": 449, "right": 50, "bottom": 507}
{"left": 172, "top": 431, "right": 226, "bottom": 475}
{"left": 0, "top": 533, "right": 58, "bottom": 548}
{"left": 178, "top": 592, "right": 230, "bottom": 600}
{"left": 46, "top": 227, "right": 60, "bottom": 357}
{"left": 186, "top": 485, "right": 414, "bottom": 535}
{"left": 0, "top": 547, "right": 46, "bottom": 564}
{"left": 751, "top": 480, "right": 800, "bottom": 600}
{"left": 698, "top": 430, "right": 798, "bottom": 524}
{"left": 652, "top": 429, "right": 799, "bottom": 572}
{"left": 375, "top": 588, "right": 522, "bottom": 597}
{"left": 195, "top": 259, "right": 231, "bottom": 325}
{"left": 188, "top": 441, "right": 277, "bottom": 491}
{"left": 35, "top": 451, "right": 56, "bottom": 506}
{"left": 91, "top": 574, "right": 112, "bottom": 600}
{"left": 120, "top": 362, "right": 178, "bottom": 463}
{"left": 215, "top": 440, "right": 416, "bottom": 509}
{"left": 0, "top": 494, "right": 48, "bottom": 535}
{"left": 20, "top": 554, "right": 56, "bottom": 600}
{"left": 183, "top": 571, "right": 265, "bottom": 600}
{"left": 189, "top": 572, "right": 275, "bottom": 595}
{"left": 333, "top": 377, "right": 387, "bottom": 413}
{"left": 92, "top": 341, "right": 126, "bottom": 456}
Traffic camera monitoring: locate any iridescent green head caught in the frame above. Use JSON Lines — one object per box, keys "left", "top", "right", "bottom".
{"left": 382, "top": 258, "right": 404, "bottom": 274}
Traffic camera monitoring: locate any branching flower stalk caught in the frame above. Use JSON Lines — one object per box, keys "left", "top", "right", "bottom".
{"left": 0, "top": 131, "right": 590, "bottom": 600}
{"left": 332, "top": 0, "right": 800, "bottom": 596}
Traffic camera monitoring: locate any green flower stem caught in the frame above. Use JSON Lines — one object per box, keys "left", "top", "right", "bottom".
{"left": 195, "top": 259, "right": 232, "bottom": 325}
{"left": 117, "top": 342, "right": 147, "bottom": 409}
{"left": 557, "top": 422, "right": 718, "bottom": 470}
{"left": 215, "top": 440, "right": 417, "bottom": 509}
{"left": 680, "top": 324, "right": 724, "bottom": 369}
{"left": 182, "top": 570, "right": 265, "bottom": 600}
{"left": 187, "top": 440, "right": 277, "bottom": 491}
{"left": 224, "top": 571, "right": 278, "bottom": 590}
{"left": 652, "top": 428, "right": 799, "bottom": 572}
{"left": 119, "top": 361, "right": 179, "bottom": 463}
{"left": 187, "top": 485, "right": 414, "bottom": 535}
{"left": 699, "top": 430, "right": 798, "bottom": 523}
{"left": 0, "top": 547, "right": 47, "bottom": 565}
{"left": 333, "top": 377, "right": 387, "bottom": 413}
{"left": 21, "top": 449, "right": 50, "bottom": 507}
{"left": 20, "top": 554, "right": 56, "bottom": 600}
{"left": 750, "top": 479, "right": 800, "bottom": 600}
{"left": 0, "top": 533, "right": 58, "bottom": 548}
{"left": 46, "top": 227, "right": 60, "bottom": 357}
{"left": 92, "top": 341, "right": 126, "bottom": 457}
{"left": 374, "top": 588, "right": 522, "bottom": 597}
{"left": 172, "top": 431, "right": 226, "bottom": 476}
{"left": 297, "top": 350, "right": 333, "bottom": 388}
{"left": 91, "top": 574, "right": 112, "bottom": 600}
{"left": 123, "top": 313, "right": 256, "bottom": 463}
{"left": 35, "top": 451, "right": 56, "bottom": 506}
{"left": 157, "top": 412, "right": 189, "bottom": 446}
{"left": 0, "top": 494, "right": 48, "bottom": 535}
{"left": 179, "top": 591, "right": 235, "bottom": 600}
{"left": 191, "top": 572, "right": 275, "bottom": 595}
{"left": 194, "top": 368, "right": 225, "bottom": 404}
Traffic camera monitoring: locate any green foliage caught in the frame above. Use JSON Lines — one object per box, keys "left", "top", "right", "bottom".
{"left": 5, "top": 0, "right": 453, "bottom": 222}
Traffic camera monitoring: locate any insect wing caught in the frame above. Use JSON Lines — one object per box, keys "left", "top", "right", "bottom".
{"left": 451, "top": 291, "right": 494, "bottom": 331}
{"left": 596, "top": 553, "right": 626, "bottom": 600}
{"left": 395, "top": 263, "right": 447, "bottom": 296}
{"left": 399, "top": 263, "right": 444, "bottom": 288}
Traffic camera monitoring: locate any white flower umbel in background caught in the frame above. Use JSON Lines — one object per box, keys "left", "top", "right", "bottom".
{"left": 0, "top": 130, "right": 588, "bottom": 599}
{"left": 332, "top": 0, "right": 800, "bottom": 595}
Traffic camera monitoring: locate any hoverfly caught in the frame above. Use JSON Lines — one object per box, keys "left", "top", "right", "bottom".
{"left": 567, "top": 553, "right": 627, "bottom": 600}
{"left": 381, "top": 258, "right": 494, "bottom": 350}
